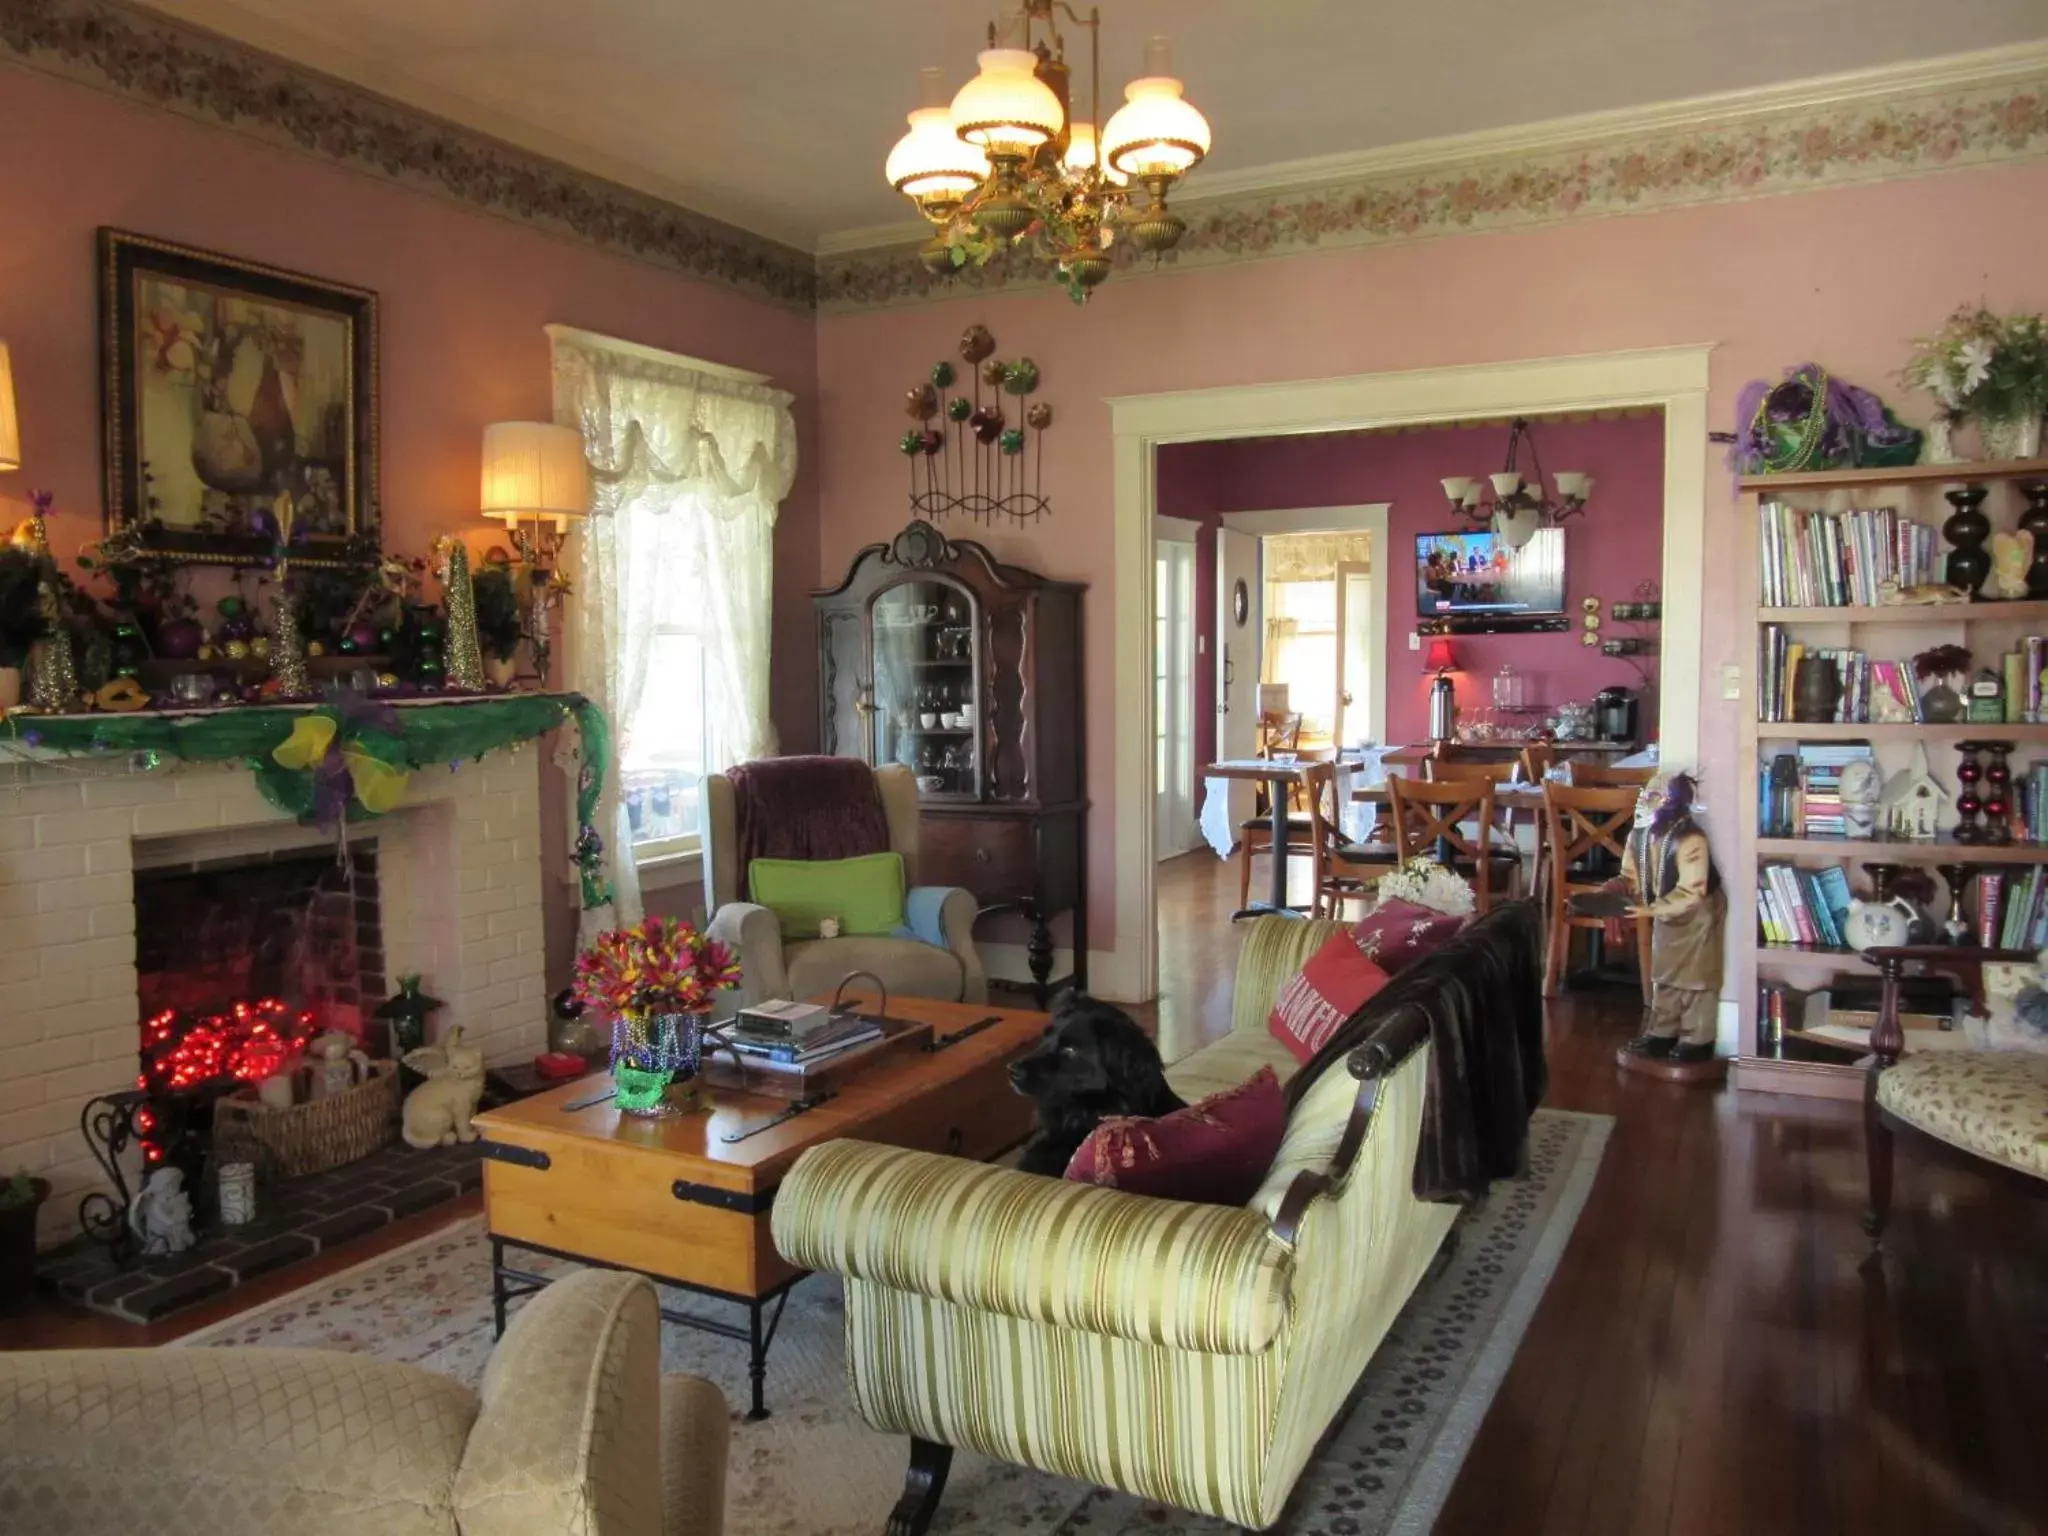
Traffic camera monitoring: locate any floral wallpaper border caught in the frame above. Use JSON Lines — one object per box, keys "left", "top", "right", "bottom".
{"left": 817, "top": 68, "right": 2048, "bottom": 311}
{"left": 0, "top": 0, "right": 817, "bottom": 312}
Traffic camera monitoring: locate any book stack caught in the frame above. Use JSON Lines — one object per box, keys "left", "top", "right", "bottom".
{"left": 729, "top": 1000, "right": 884, "bottom": 1075}
{"left": 1756, "top": 861, "right": 1854, "bottom": 949}
{"left": 1991, "top": 866, "right": 2048, "bottom": 946}
{"left": 1799, "top": 743, "right": 1875, "bottom": 837}
{"left": 1758, "top": 501, "right": 1938, "bottom": 607}
{"left": 2016, "top": 763, "right": 2048, "bottom": 842}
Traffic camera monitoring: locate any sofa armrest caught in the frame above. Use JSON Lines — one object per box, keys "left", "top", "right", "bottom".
{"left": 905, "top": 885, "right": 987, "bottom": 1003}
{"left": 661, "top": 1374, "right": 730, "bottom": 1536}
{"left": 707, "top": 901, "right": 787, "bottom": 1005}
{"left": 1229, "top": 915, "right": 1350, "bottom": 1033}
{"left": 772, "top": 1139, "right": 1292, "bottom": 1355}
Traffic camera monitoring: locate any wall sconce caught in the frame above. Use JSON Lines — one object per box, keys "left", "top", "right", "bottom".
{"left": 480, "top": 421, "right": 589, "bottom": 681}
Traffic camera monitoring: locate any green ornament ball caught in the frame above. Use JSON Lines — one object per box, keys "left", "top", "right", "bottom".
{"left": 999, "top": 427, "right": 1026, "bottom": 455}
{"left": 947, "top": 396, "right": 973, "bottom": 422}
{"left": 931, "top": 360, "right": 956, "bottom": 388}
{"left": 1002, "top": 358, "right": 1040, "bottom": 396}
{"left": 899, "top": 429, "right": 925, "bottom": 456}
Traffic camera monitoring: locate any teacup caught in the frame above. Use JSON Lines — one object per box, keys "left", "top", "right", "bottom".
{"left": 920, "top": 712, "right": 939, "bottom": 728}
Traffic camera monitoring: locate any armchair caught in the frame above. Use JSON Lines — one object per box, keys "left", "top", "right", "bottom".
{"left": 702, "top": 762, "right": 986, "bottom": 1006}
{"left": 0, "top": 1269, "right": 728, "bottom": 1536}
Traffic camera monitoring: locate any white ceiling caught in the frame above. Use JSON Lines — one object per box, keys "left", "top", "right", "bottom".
{"left": 137, "top": 0, "right": 2048, "bottom": 251}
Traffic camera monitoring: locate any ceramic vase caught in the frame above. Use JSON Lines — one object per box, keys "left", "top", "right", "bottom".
{"left": 1942, "top": 486, "right": 1993, "bottom": 596}
{"left": 2020, "top": 483, "right": 2048, "bottom": 602}
{"left": 610, "top": 1011, "right": 705, "bottom": 1116}
{"left": 1979, "top": 414, "right": 2043, "bottom": 464}
{"left": 1922, "top": 414, "right": 1960, "bottom": 465}
{"left": 1792, "top": 656, "right": 1843, "bottom": 723}
{"left": 1921, "top": 680, "right": 1965, "bottom": 724}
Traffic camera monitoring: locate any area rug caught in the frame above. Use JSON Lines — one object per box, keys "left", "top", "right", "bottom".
{"left": 175, "top": 1107, "right": 1611, "bottom": 1535}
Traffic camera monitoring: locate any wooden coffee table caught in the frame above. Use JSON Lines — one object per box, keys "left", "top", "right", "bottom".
{"left": 471, "top": 993, "right": 1043, "bottom": 1418}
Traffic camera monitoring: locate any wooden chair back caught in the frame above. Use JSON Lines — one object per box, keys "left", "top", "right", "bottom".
{"left": 1570, "top": 763, "right": 1656, "bottom": 789}
{"left": 1540, "top": 782, "right": 1651, "bottom": 997}
{"left": 1257, "top": 711, "right": 1304, "bottom": 756}
{"left": 1386, "top": 774, "right": 1498, "bottom": 912}
{"left": 1518, "top": 740, "right": 1556, "bottom": 782}
{"left": 1423, "top": 757, "right": 1519, "bottom": 786}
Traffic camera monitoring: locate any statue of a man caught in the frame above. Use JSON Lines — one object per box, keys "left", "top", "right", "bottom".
{"left": 1613, "top": 770, "right": 1725, "bottom": 1065}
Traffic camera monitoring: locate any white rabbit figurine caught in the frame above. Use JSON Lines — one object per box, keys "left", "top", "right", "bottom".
{"left": 400, "top": 1026, "right": 487, "bottom": 1148}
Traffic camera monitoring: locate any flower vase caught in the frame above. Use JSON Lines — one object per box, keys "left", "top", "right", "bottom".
{"left": 1979, "top": 414, "right": 2043, "bottom": 464}
{"left": 610, "top": 1011, "right": 705, "bottom": 1116}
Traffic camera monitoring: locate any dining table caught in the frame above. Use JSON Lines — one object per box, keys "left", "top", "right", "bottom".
{"left": 1202, "top": 758, "right": 1329, "bottom": 920}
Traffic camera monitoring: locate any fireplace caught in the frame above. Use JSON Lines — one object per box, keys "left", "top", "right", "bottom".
{"left": 128, "top": 844, "right": 387, "bottom": 1172}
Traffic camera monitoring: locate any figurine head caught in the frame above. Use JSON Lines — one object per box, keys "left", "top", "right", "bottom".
{"left": 1635, "top": 770, "right": 1698, "bottom": 832}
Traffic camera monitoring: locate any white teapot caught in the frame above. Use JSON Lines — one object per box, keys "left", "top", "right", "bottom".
{"left": 1843, "top": 895, "right": 1920, "bottom": 952}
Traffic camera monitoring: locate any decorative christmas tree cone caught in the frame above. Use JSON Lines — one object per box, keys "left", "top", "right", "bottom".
{"left": 270, "top": 561, "right": 312, "bottom": 697}
{"left": 27, "top": 577, "right": 77, "bottom": 712}
{"left": 440, "top": 538, "right": 486, "bottom": 691}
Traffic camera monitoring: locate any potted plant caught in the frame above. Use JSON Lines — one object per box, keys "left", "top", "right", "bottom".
{"left": 0, "top": 1168, "right": 51, "bottom": 1315}
{"left": 1902, "top": 306, "right": 2048, "bottom": 462}
{"left": 574, "top": 917, "right": 741, "bottom": 1116}
{"left": 472, "top": 564, "right": 523, "bottom": 687}
{"left": 0, "top": 547, "right": 48, "bottom": 710}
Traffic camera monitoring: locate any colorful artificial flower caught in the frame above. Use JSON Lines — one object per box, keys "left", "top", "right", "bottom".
{"left": 573, "top": 915, "right": 741, "bottom": 1019}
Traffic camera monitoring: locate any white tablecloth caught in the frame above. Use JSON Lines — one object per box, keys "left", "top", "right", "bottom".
{"left": 1198, "top": 756, "right": 1377, "bottom": 860}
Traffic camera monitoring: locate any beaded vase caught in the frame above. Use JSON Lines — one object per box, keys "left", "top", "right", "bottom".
{"left": 609, "top": 1011, "right": 705, "bottom": 1116}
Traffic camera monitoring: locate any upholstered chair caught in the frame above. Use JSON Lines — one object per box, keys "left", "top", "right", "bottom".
{"left": 0, "top": 1269, "right": 728, "bottom": 1536}
{"left": 702, "top": 762, "right": 987, "bottom": 1006}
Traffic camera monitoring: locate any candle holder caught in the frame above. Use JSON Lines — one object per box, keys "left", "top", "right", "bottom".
{"left": 1952, "top": 742, "right": 1985, "bottom": 842}
{"left": 1937, "top": 862, "right": 1974, "bottom": 946}
{"left": 1861, "top": 862, "right": 1904, "bottom": 902}
{"left": 1980, "top": 741, "right": 2015, "bottom": 845}
{"left": 1942, "top": 486, "right": 1992, "bottom": 597}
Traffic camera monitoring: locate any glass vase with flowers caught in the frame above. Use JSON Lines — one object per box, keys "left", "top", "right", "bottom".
{"left": 1901, "top": 306, "right": 2048, "bottom": 462}
{"left": 573, "top": 917, "right": 741, "bottom": 1116}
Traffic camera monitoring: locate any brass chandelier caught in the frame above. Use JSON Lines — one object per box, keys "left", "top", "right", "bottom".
{"left": 884, "top": 2, "right": 1212, "bottom": 300}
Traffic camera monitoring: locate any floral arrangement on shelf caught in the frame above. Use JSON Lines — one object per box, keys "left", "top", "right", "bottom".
{"left": 1901, "top": 306, "right": 2048, "bottom": 454}
{"left": 1372, "top": 856, "right": 1476, "bottom": 918}
{"left": 573, "top": 916, "right": 742, "bottom": 1021}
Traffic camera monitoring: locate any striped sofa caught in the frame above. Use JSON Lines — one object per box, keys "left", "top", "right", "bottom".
{"left": 772, "top": 916, "right": 1466, "bottom": 1532}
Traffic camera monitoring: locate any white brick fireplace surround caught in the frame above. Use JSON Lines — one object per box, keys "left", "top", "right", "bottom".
{"left": 0, "top": 744, "right": 549, "bottom": 1242}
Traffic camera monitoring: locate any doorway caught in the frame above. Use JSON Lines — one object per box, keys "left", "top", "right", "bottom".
{"left": 1154, "top": 524, "right": 1199, "bottom": 857}
{"left": 1108, "top": 347, "right": 1712, "bottom": 1011}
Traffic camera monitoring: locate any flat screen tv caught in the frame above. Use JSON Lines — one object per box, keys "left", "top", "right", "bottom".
{"left": 1415, "top": 528, "right": 1566, "bottom": 629}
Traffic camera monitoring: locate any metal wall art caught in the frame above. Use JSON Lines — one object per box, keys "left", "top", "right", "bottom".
{"left": 898, "top": 324, "right": 1053, "bottom": 525}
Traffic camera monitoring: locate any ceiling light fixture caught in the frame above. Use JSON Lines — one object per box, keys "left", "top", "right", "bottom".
{"left": 885, "top": 4, "right": 1211, "bottom": 302}
{"left": 1440, "top": 418, "right": 1593, "bottom": 549}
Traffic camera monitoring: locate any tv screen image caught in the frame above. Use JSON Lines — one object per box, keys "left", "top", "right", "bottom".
{"left": 1415, "top": 528, "right": 1565, "bottom": 618}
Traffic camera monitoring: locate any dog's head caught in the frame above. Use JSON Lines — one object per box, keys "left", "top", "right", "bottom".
{"left": 1007, "top": 993, "right": 1177, "bottom": 1116}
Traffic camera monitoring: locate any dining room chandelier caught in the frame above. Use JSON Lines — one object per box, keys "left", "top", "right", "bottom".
{"left": 1439, "top": 418, "right": 1593, "bottom": 549}
{"left": 884, "top": 2, "right": 1211, "bottom": 301}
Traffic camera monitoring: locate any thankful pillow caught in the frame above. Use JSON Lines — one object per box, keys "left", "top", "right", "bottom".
{"left": 1267, "top": 930, "right": 1392, "bottom": 1064}
{"left": 1351, "top": 898, "right": 1467, "bottom": 974}
{"left": 1064, "top": 1067, "right": 1287, "bottom": 1207}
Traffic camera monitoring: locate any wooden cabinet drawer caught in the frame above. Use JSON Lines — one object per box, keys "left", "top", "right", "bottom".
{"left": 919, "top": 814, "right": 1036, "bottom": 903}
{"left": 846, "top": 1059, "right": 1033, "bottom": 1164}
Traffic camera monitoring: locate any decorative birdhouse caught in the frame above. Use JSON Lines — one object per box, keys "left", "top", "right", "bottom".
{"left": 1880, "top": 742, "right": 1948, "bottom": 841}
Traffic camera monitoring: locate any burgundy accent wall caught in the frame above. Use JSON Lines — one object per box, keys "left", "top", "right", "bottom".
{"left": 1159, "top": 414, "right": 1666, "bottom": 772}
{"left": 4, "top": 65, "right": 819, "bottom": 988}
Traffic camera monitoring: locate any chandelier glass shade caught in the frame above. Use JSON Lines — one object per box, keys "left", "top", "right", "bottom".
{"left": 884, "top": 4, "right": 1211, "bottom": 302}
{"left": 1440, "top": 419, "right": 1592, "bottom": 549}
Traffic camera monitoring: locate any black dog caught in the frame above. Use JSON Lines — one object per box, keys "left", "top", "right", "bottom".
{"left": 1008, "top": 992, "right": 1185, "bottom": 1175}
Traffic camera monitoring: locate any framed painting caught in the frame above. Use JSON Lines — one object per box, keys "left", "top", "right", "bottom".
{"left": 98, "top": 229, "right": 379, "bottom": 567}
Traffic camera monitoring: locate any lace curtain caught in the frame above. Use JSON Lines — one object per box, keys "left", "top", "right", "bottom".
{"left": 553, "top": 331, "right": 797, "bottom": 927}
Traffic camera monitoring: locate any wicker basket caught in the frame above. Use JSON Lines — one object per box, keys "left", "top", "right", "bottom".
{"left": 212, "top": 1059, "right": 400, "bottom": 1180}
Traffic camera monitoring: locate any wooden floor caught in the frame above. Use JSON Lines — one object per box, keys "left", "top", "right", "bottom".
{"left": 8, "top": 848, "right": 2045, "bottom": 1533}
{"left": 1149, "top": 849, "right": 2048, "bottom": 1536}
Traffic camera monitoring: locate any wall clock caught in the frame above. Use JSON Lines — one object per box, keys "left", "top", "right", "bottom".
{"left": 1232, "top": 578, "right": 1250, "bottom": 627}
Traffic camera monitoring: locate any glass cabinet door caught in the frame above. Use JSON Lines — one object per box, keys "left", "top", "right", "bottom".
{"left": 871, "top": 579, "right": 978, "bottom": 799}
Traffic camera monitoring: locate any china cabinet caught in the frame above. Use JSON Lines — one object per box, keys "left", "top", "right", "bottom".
{"left": 814, "top": 520, "right": 1086, "bottom": 999}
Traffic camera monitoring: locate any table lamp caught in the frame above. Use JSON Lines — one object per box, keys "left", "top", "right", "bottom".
{"left": 1425, "top": 637, "right": 1459, "bottom": 743}
{"left": 480, "top": 422, "right": 590, "bottom": 681}
{"left": 0, "top": 342, "right": 20, "bottom": 473}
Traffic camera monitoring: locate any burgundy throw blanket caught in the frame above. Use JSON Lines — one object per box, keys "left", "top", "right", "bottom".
{"left": 726, "top": 756, "right": 892, "bottom": 876}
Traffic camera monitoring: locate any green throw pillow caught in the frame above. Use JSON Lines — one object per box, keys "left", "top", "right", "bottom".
{"left": 748, "top": 852, "right": 906, "bottom": 940}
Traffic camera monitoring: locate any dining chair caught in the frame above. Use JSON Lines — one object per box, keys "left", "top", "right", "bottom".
{"left": 1423, "top": 757, "right": 1528, "bottom": 899}
{"left": 1540, "top": 782, "right": 1653, "bottom": 999}
{"left": 1236, "top": 711, "right": 1314, "bottom": 906}
{"left": 1300, "top": 761, "right": 1393, "bottom": 919}
{"left": 1518, "top": 741, "right": 1556, "bottom": 783}
{"left": 1385, "top": 774, "right": 1517, "bottom": 914}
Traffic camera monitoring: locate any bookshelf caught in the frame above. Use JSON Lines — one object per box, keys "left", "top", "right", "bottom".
{"left": 1734, "top": 457, "right": 2048, "bottom": 1100}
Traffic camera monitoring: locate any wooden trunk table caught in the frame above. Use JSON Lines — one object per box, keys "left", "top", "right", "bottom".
{"left": 472, "top": 994, "right": 1043, "bottom": 1419}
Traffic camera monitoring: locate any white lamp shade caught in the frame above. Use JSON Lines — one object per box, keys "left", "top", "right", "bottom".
{"left": 1440, "top": 476, "right": 1476, "bottom": 504}
{"left": 949, "top": 49, "right": 1064, "bottom": 155}
{"left": 481, "top": 422, "right": 588, "bottom": 527}
{"left": 1102, "top": 72, "right": 1211, "bottom": 179}
{"left": 1492, "top": 504, "right": 1541, "bottom": 549}
{"left": 1061, "top": 122, "right": 1128, "bottom": 185}
{"left": 1553, "top": 471, "right": 1589, "bottom": 499}
{"left": 1489, "top": 471, "right": 1524, "bottom": 497}
{"left": 887, "top": 106, "right": 989, "bottom": 202}
{"left": 0, "top": 343, "right": 18, "bottom": 473}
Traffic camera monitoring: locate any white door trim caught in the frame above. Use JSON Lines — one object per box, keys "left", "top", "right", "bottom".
{"left": 1106, "top": 346, "right": 1713, "bottom": 1004}
{"left": 1155, "top": 514, "right": 1201, "bottom": 542}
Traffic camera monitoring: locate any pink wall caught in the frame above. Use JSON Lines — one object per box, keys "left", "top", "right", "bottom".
{"left": 3, "top": 64, "right": 820, "bottom": 984}
{"left": 1159, "top": 414, "right": 1665, "bottom": 768}
{"left": 816, "top": 159, "right": 2048, "bottom": 950}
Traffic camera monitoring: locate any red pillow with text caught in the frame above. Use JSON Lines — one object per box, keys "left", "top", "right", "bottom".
{"left": 1267, "top": 928, "right": 1393, "bottom": 1064}
{"left": 1351, "top": 898, "right": 1467, "bottom": 974}
{"left": 1064, "top": 1067, "right": 1288, "bottom": 1207}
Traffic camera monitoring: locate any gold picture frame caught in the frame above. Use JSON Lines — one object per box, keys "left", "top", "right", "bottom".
{"left": 98, "top": 228, "right": 380, "bottom": 567}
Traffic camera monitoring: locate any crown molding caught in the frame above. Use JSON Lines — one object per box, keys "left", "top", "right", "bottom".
{"left": 1, "top": 0, "right": 817, "bottom": 311}
{"left": 817, "top": 39, "right": 2048, "bottom": 310}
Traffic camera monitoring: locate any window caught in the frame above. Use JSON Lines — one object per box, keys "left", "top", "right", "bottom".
{"left": 618, "top": 498, "right": 709, "bottom": 862}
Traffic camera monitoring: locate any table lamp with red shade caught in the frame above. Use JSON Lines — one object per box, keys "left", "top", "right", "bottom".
{"left": 1426, "top": 638, "right": 1459, "bottom": 743}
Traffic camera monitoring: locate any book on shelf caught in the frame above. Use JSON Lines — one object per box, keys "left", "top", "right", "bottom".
{"left": 1977, "top": 870, "right": 2006, "bottom": 948}
{"left": 1757, "top": 500, "right": 1938, "bottom": 608}
{"left": 1755, "top": 860, "right": 1854, "bottom": 951}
